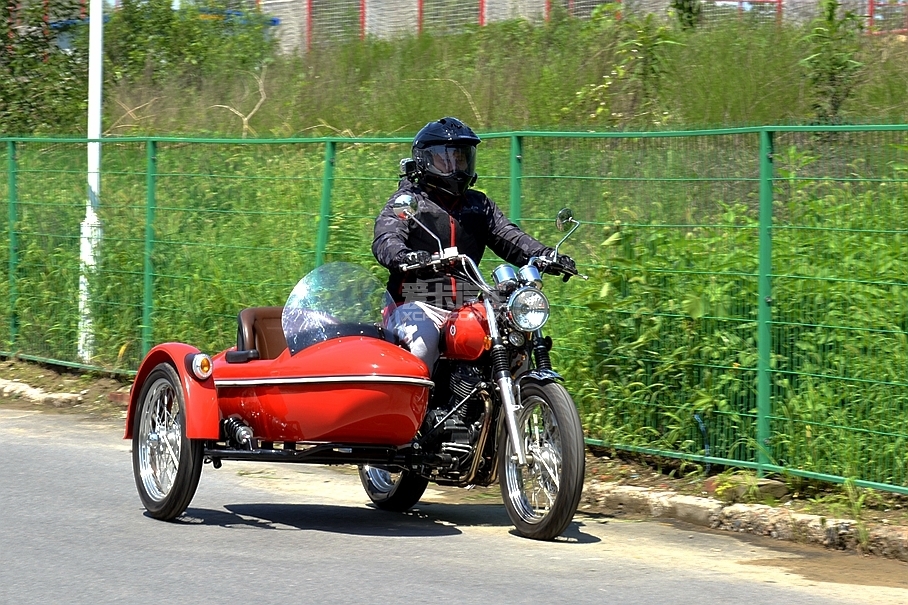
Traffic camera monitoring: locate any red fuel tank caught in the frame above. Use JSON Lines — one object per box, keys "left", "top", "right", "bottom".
{"left": 442, "top": 302, "right": 489, "bottom": 361}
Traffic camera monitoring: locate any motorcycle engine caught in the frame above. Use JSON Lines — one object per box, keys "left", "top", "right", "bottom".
{"left": 421, "top": 363, "right": 486, "bottom": 474}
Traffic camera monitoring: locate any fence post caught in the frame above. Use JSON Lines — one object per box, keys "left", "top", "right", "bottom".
{"left": 757, "top": 128, "right": 774, "bottom": 475}
{"left": 315, "top": 140, "right": 336, "bottom": 267}
{"left": 142, "top": 139, "right": 157, "bottom": 357}
{"left": 7, "top": 141, "right": 18, "bottom": 350}
{"left": 509, "top": 134, "right": 523, "bottom": 226}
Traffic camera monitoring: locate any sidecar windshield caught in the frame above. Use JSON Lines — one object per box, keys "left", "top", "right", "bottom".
{"left": 281, "top": 262, "right": 396, "bottom": 355}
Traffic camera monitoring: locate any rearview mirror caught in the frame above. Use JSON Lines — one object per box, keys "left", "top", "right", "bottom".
{"left": 390, "top": 194, "right": 447, "bottom": 256}
{"left": 391, "top": 195, "right": 418, "bottom": 220}
{"left": 555, "top": 208, "right": 574, "bottom": 232}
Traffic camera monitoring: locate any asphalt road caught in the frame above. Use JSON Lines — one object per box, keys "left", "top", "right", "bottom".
{"left": 1, "top": 408, "right": 907, "bottom": 605}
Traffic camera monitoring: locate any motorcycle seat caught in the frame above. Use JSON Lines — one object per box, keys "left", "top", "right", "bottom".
{"left": 236, "top": 306, "right": 288, "bottom": 360}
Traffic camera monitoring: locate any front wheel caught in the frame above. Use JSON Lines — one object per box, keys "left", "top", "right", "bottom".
{"left": 358, "top": 465, "right": 429, "bottom": 512}
{"left": 132, "top": 363, "right": 203, "bottom": 520}
{"left": 498, "top": 380, "right": 585, "bottom": 540}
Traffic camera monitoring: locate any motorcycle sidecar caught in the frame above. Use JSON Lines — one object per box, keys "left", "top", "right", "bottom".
{"left": 124, "top": 305, "right": 432, "bottom": 520}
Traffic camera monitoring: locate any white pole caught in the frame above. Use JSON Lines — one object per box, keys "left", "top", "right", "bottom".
{"left": 79, "top": 0, "right": 104, "bottom": 363}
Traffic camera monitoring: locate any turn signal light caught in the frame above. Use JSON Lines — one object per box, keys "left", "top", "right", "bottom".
{"left": 191, "top": 354, "right": 213, "bottom": 380}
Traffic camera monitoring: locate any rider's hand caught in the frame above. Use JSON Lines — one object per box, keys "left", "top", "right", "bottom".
{"left": 541, "top": 249, "right": 577, "bottom": 280}
{"left": 396, "top": 249, "right": 432, "bottom": 272}
{"left": 556, "top": 254, "right": 576, "bottom": 274}
{"left": 557, "top": 254, "right": 577, "bottom": 282}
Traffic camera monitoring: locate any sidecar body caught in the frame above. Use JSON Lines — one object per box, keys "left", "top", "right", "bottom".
{"left": 125, "top": 263, "right": 432, "bottom": 466}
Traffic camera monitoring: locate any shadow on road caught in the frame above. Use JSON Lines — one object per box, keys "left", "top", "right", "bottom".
{"left": 175, "top": 503, "right": 463, "bottom": 537}
{"left": 172, "top": 501, "right": 600, "bottom": 543}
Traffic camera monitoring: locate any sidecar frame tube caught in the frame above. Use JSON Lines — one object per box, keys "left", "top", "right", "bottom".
{"left": 204, "top": 442, "right": 401, "bottom": 466}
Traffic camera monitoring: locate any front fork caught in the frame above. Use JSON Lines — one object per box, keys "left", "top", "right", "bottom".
{"left": 484, "top": 299, "right": 527, "bottom": 465}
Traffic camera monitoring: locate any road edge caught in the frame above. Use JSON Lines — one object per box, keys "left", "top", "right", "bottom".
{"left": 581, "top": 481, "right": 908, "bottom": 563}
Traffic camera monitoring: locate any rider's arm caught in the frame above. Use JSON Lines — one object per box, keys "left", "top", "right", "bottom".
{"left": 484, "top": 197, "right": 549, "bottom": 266}
{"left": 372, "top": 196, "right": 414, "bottom": 270}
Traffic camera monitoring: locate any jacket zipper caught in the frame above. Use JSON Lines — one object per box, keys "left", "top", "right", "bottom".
{"left": 449, "top": 216, "right": 457, "bottom": 306}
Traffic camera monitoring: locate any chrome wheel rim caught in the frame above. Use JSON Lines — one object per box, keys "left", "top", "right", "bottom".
{"left": 504, "top": 396, "right": 562, "bottom": 524}
{"left": 362, "top": 465, "right": 399, "bottom": 493}
{"left": 137, "top": 377, "right": 183, "bottom": 502}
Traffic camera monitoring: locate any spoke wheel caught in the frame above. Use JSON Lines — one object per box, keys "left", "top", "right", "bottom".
{"left": 359, "top": 465, "right": 428, "bottom": 512}
{"left": 132, "top": 363, "right": 203, "bottom": 520}
{"left": 498, "top": 380, "right": 585, "bottom": 540}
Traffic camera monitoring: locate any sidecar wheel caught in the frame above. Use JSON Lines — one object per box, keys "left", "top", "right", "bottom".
{"left": 358, "top": 465, "right": 428, "bottom": 512}
{"left": 498, "top": 380, "right": 585, "bottom": 541}
{"left": 132, "top": 363, "right": 203, "bottom": 520}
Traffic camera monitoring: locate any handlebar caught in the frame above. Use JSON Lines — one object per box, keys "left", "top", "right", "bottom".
{"left": 399, "top": 253, "right": 495, "bottom": 296}
{"left": 400, "top": 252, "right": 587, "bottom": 288}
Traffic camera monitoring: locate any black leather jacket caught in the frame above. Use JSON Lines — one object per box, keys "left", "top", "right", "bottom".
{"left": 373, "top": 179, "right": 549, "bottom": 309}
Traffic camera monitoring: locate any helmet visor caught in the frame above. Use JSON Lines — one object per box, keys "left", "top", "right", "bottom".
{"left": 421, "top": 145, "right": 476, "bottom": 177}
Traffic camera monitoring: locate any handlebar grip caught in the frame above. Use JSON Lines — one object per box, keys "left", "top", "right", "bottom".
{"left": 547, "top": 262, "right": 587, "bottom": 282}
{"left": 398, "top": 259, "right": 442, "bottom": 274}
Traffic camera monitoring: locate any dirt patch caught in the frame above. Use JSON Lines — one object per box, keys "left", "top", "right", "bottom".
{"left": 0, "top": 358, "right": 130, "bottom": 419}
{"left": 743, "top": 551, "right": 908, "bottom": 589}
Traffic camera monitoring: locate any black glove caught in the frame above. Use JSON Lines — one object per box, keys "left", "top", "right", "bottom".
{"left": 395, "top": 249, "right": 432, "bottom": 272}
{"left": 541, "top": 249, "right": 576, "bottom": 276}
{"left": 558, "top": 253, "right": 576, "bottom": 272}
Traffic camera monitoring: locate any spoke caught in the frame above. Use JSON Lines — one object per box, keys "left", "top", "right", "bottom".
{"left": 532, "top": 407, "right": 542, "bottom": 444}
{"left": 535, "top": 449, "right": 560, "bottom": 491}
{"left": 150, "top": 384, "right": 180, "bottom": 490}
{"left": 529, "top": 478, "right": 553, "bottom": 512}
{"left": 505, "top": 394, "right": 572, "bottom": 524}
{"left": 161, "top": 390, "right": 175, "bottom": 428}
{"left": 162, "top": 430, "right": 180, "bottom": 472}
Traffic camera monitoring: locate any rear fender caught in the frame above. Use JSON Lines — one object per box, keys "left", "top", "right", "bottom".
{"left": 124, "top": 343, "right": 220, "bottom": 440}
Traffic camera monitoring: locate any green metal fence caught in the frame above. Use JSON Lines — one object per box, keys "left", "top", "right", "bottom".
{"left": 1, "top": 126, "right": 907, "bottom": 494}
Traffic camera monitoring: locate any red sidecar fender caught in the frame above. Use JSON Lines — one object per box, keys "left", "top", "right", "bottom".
{"left": 211, "top": 337, "right": 431, "bottom": 446}
{"left": 124, "top": 342, "right": 219, "bottom": 440}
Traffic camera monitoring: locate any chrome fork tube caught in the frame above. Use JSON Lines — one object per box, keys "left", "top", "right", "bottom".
{"left": 483, "top": 297, "right": 526, "bottom": 466}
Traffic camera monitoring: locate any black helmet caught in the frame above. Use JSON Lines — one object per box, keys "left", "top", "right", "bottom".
{"left": 411, "top": 117, "right": 481, "bottom": 196}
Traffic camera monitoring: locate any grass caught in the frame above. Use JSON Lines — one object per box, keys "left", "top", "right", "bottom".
{"left": 98, "top": 17, "right": 908, "bottom": 138}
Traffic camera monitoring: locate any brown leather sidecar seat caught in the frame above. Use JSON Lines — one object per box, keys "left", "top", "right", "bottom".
{"left": 236, "top": 306, "right": 287, "bottom": 360}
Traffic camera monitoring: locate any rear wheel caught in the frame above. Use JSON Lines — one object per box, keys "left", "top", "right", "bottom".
{"left": 132, "top": 363, "right": 203, "bottom": 520}
{"left": 358, "top": 465, "right": 429, "bottom": 512}
{"left": 498, "top": 380, "right": 585, "bottom": 540}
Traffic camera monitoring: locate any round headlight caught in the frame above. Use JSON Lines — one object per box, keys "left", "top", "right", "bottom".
{"left": 507, "top": 287, "right": 549, "bottom": 332}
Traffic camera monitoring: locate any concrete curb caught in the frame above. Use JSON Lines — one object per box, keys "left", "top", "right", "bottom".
{"left": 582, "top": 481, "right": 908, "bottom": 563}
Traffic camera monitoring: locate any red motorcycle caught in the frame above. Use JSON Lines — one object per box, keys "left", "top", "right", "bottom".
{"left": 125, "top": 205, "right": 587, "bottom": 540}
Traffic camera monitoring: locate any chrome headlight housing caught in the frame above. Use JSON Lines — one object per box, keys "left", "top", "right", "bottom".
{"left": 507, "top": 287, "right": 549, "bottom": 332}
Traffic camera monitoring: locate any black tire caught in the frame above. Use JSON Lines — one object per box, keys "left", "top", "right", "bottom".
{"left": 498, "top": 380, "right": 585, "bottom": 540}
{"left": 132, "top": 363, "right": 204, "bottom": 520}
{"left": 358, "top": 465, "right": 429, "bottom": 512}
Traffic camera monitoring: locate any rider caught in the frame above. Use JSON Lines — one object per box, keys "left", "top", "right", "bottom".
{"left": 372, "top": 116, "right": 575, "bottom": 374}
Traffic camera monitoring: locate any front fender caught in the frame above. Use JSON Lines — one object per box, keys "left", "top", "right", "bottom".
{"left": 519, "top": 369, "right": 563, "bottom": 384}
{"left": 124, "top": 343, "right": 220, "bottom": 440}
